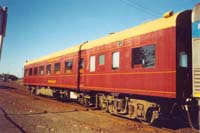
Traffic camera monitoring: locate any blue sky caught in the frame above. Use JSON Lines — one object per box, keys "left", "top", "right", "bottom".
{"left": 0, "top": 0, "right": 199, "bottom": 77}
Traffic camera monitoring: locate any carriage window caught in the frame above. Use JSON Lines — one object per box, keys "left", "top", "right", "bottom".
{"left": 112, "top": 52, "right": 120, "bottom": 69}
{"left": 132, "top": 45, "right": 155, "bottom": 68}
{"left": 99, "top": 54, "right": 105, "bottom": 65}
{"left": 39, "top": 66, "right": 44, "bottom": 75}
{"left": 46, "top": 64, "right": 51, "bottom": 75}
{"left": 179, "top": 52, "right": 188, "bottom": 68}
{"left": 54, "top": 63, "right": 61, "bottom": 74}
{"left": 29, "top": 68, "right": 32, "bottom": 76}
{"left": 65, "top": 60, "right": 73, "bottom": 73}
{"left": 90, "top": 56, "right": 96, "bottom": 72}
{"left": 34, "top": 67, "right": 37, "bottom": 75}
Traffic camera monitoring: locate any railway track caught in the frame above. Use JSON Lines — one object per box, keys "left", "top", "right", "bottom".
{"left": 0, "top": 81, "right": 199, "bottom": 132}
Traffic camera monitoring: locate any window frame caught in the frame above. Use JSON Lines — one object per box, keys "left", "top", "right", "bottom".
{"left": 46, "top": 64, "right": 51, "bottom": 75}
{"left": 90, "top": 56, "right": 96, "bottom": 72}
{"left": 34, "top": 67, "right": 38, "bottom": 75}
{"left": 179, "top": 51, "right": 188, "bottom": 68}
{"left": 132, "top": 44, "right": 156, "bottom": 68}
{"left": 98, "top": 54, "right": 105, "bottom": 65}
{"left": 65, "top": 60, "right": 73, "bottom": 73}
{"left": 54, "top": 62, "right": 61, "bottom": 74}
{"left": 112, "top": 51, "right": 120, "bottom": 70}
{"left": 39, "top": 66, "right": 44, "bottom": 75}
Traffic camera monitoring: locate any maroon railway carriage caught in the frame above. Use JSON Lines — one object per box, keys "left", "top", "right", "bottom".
{"left": 24, "top": 10, "right": 197, "bottom": 125}
{"left": 24, "top": 46, "right": 81, "bottom": 91}
{"left": 80, "top": 11, "right": 191, "bottom": 99}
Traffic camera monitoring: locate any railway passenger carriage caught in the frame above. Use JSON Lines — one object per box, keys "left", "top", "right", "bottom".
{"left": 24, "top": 5, "right": 200, "bottom": 128}
{"left": 80, "top": 10, "right": 191, "bottom": 99}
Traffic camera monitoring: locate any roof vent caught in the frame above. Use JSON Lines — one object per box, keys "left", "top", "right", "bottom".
{"left": 163, "top": 10, "right": 174, "bottom": 18}
{"left": 109, "top": 32, "right": 115, "bottom": 35}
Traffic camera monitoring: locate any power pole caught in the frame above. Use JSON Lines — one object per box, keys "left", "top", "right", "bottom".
{"left": 0, "top": 6, "right": 7, "bottom": 60}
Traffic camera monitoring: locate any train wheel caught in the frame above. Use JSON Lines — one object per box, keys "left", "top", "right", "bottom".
{"left": 145, "top": 108, "right": 154, "bottom": 124}
{"left": 144, "top": 107, "right": 158, "bottom": 124}
{"left": 34, "top": 87, "right": 40, "bottom": 96}
{"left": 108, "top": 103, "right": 114, "bottom": 113}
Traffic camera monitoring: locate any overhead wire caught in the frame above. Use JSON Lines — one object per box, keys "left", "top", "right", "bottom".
{"left": 120, "top": 0, "right": 161, "bottom": 18}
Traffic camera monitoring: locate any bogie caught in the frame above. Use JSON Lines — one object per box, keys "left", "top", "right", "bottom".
{"left": 97, "top": 93, "right": 160, "bottom": 124}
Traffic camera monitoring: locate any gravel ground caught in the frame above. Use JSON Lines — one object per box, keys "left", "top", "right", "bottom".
{"left": 0, "top": 81, "right": 199, "bottom": 133}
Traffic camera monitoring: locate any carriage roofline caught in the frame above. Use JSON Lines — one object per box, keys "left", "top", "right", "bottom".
{"left": 25, "top": 11, "right": 186, "bottom": 66}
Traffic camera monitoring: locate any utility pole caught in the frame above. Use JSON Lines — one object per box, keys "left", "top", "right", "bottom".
{"left": 0, "top": 6, "right": 7, "bottom": 60}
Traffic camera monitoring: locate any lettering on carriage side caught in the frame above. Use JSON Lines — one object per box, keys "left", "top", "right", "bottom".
{"left": 48, "top": 80, "right": 56, "bottom": 83}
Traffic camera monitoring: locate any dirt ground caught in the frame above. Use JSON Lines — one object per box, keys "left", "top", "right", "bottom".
{"left": 0, "top": 81, "right": 199, "bottom": 133}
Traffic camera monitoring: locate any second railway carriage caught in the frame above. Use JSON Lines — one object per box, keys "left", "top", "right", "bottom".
{"left": 24, "top": 9, "right": 198, "bottom": 125}
{"left": 80, "top": 11, "right": 192, "bottom": 99}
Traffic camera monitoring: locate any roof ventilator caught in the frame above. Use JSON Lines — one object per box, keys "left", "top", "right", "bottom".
{"left": 163, "top": 10, "right": 174, "bottom": 18}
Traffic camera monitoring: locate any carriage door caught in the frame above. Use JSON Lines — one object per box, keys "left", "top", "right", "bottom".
{"left": 176, "top": 11, "right": 192, "bottom": 99}
{"left": 79, "top": 58, "right": 85, "bottom": 88}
